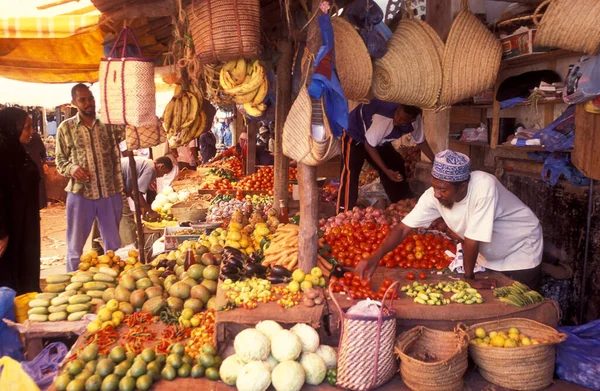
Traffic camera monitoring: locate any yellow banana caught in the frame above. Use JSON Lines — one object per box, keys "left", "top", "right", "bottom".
{"left": 223, "top": 60, "right": 236, "bottom": 72}
{"left": 171, "top": 97, "right": 184, "bottom": 134}
{"left": 233, "top": 87, "right": 259, "bottom": 104}
{"left": 219, "top": 67, "right": 233, "bottom": 90}
{"left": 252, "top": 76, "right": 268, "bottom": 105}
{"left": 193, "top": 111, "right": 207, "bottom": 139}
{"left": 162, "top": 99, "right": 176, "bottom": 132}
{"left": 231, "top": 58, "right": 247, "bottom": 85}
{"left": 243, "top": 102, "right": 264, "bottom": 117}
{"left": 224, "top": 63, "right": 264, "bottom": 95}
{"left": 181, "top": 92, "right": 199, "bottom": 129}
{"left": 180, "top": 93, "right": 190, "bottom": 128}
{"left": 257, "top": 103, "right": 266, "bottom": 111}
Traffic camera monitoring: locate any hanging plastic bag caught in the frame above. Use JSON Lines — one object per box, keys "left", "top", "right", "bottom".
{"left": 563, "top": 55, "right": 600, "bottom": 105}
{"left": 542, "top": 153, "right": 590, "bottom": 187}
{"left": 0, "top": 287, "right": 23, "bottom": 361}
{"left": 22, "top": 342, "right": 68, "bottom": 390}
{"left": 556, "top": 319, "right": 600, "bottom": 390}
{"left": 0, "top": 356, "right": 40, "bottom": 391}
{"left": 538, "top": 105, "right": 576, "bottom": 152}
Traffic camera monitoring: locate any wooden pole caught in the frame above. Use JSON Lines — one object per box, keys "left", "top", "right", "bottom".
{"left": 127, "top": 154, "right": 146, "bottom": 264}
{"left": 297, "top": 0, "right": 324, "bottom": 273}
{"left": 246, "top": 120, "right": 258, "bottom": 175}
{"left": 273, "top": 39, "right": 293, "bottom": 211}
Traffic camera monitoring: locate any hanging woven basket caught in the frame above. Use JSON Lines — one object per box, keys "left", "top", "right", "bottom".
{"left": 437, "top": 0, "right": 502, "bottom": 107}
{"left": 534, "top": 0, "right": 600, "bottom": 55}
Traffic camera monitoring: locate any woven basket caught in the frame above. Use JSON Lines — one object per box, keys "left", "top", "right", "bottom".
{"left": 372, "top": 11, "right": 443, "bottom": 108}
{"left": 201, "top": 64, "right": 233, "bottom": 105}
{"left": 332, "top": 17, "right": 372, "bottom": 102}
{"left": 438, "top": 0, "right": 502, "bottom": 107}
{"left": 125, "top": 117, "right": 166, "bottom": 150}
{"left": 467, "top": 318, "right": 567, "bottom": 391}
{"left": 99, "top": 27, "right": 156, "bottom": 127}
{"left": 534, "top": 0, "right": 600, "bottom": 55}
{"left": 170, "top": 201, "right": 209, "bottom": 222}
{"left": 330, "top": 282, "right": 399, "bottom": 391}
{"left": 188, "top": 0, "right": 260, "bottom": 64}
{"left": 395, "top": 326, "right": 469, "bottom": 391}
{"left": 282, "top": 86, "right": 341, "bottom": 166}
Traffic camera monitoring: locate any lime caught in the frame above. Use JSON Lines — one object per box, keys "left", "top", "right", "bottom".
{"left": 178, "top": 363, "right": 192, "bottom": 378}
{"left": 213, "top": 355, "right": 222, "bottom": 368}
{"left": 171, "top": 343, "right": 185, "bottom": 356}
{"left": 140, "top": 348, "right": 156, "bottom": 363}
{"left": 130, "top": 360, "right": 147, "bottom": 378}
{"left": 81, "top": 343, "right": 99, "bottom": 362}
{"left": 136, "top": 374, "right": 153, "bottom": 391}
{"left": 167, "top": 354, "right": 183, "bottom": 369}
{"left": 55, "top": 374, "right": 72, "bottom": 391}
{"left": 182, "top": 354, "right": 194, "bottom": 366}
{"left": 113, "top": 362, "right": 129, "bottom": 377}
{"left": 201, "top": 344, "right": 217, "bottom": 356}
{"left": 147, "top": 369, "right": 161, "bottom": 382}
{"left": 67, "top": 360, "right": 85, "bottom": 376}
{"left": 75, "top": 369, "right": 92, "bottom": 382}
{"left": 66, "top": 378, "right": 85, "bottom": 391}
{"left": 155, "top": 354, "right": 166, "bottom": 366}
{"left": 288, "top": 280, "right": 300, "bottom": 293}
{"left": 109, "top": 346, "right": 126, "bottom": 363}
{"left": 508, "top": 327, "right": 520, "bottom": 335}
{"left": 85, "top": 375, "right": 102, "bottom": 391}
{"left": 181, "top": 308, "right": 194, "bottom": 320}
{"left": 190, "top": 364, "right": 205, "bottom": 378}
{"left": 126, "top": 351, "right": 136, "bottom": 364}
{"left": 311, "top": 267, "right": 323, "bottom": 278}
{"left": 100, "top": 374, "right": 119, "bottom": 391}
{"left": 198, "top": 353, "right": 215, "bottom": 368}
{"left": 96, "top": 359, "right": 115, "bottom": 378}
{"left": 161, "top": 365, "right": 177, "bottom": 381}
{"left": 85, "top": 360, "right": 97, "bottom": 374}
{"left": 292, "top": 269, "right": 305, "bottom": 283}
{"left": 205, "top": 367, "right": 220, "bottom": 381}
{"left": 475, "top": 328, "right": 486, "bottom": 339}
{"left": 118, "top": 376, "right": 135, "bottom": 391}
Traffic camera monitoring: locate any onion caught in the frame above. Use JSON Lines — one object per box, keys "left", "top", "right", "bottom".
{"left": 373, "top": 209, "right": 382, "bottom": 217}
{"left": 352, "top": 206, "right": 360, "bottom": 213}
{"left": 365, "top": 206, "right": 374, "bottom": 214}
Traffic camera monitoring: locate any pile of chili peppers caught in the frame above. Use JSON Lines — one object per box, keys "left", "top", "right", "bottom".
{"left": 156, "top": 325, "right": 192, "bottom": 354}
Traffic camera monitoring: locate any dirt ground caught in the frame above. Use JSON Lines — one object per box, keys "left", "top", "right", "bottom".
{"left": 40, "top": 202, "right": 68, "bottom": 270}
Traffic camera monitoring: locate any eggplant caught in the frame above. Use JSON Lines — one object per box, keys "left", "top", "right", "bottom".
{"left": 331, "top": 265, "right": 346, "bottom": 278}
{"left": 166, "top": 259, "right": 177, "bottom": 270}
{"left": 221, "top": 264, "right": 242, "bottom": 275}
{"left": 220, "top": 273, "right": 241, "bottom": 282}
{"left": 267, "top": 275, "right": 288, "bottom": 284}
{"left": 157, "top": 259, "right": 168, "bottom": 268}
{"left": 245, "top": 264, "right": 267, "bottom": 276}
{"left": 223, "top": 247, "right": 244, "bottom": 257}
{"left": 270, "top": 265, "right": 292, "bottom": 278}
{"left": 223, "top": 257, "right": 244, "bottom": 269}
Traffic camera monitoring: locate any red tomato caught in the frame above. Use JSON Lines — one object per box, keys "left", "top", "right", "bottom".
{"left": 406, "top": 254, "right": 416, "bottom": 262}
{"left": 382, "top": 278, "right": 393, "bottom": 287}
{"left": 385, "top": 261, "right": 395, "bottom": 269}
{"left": 419, "top": 272, "right": 427, "bottom": 280}
{"left": 415, "top": 251, "right": 424, "bottom": 261}
{"left": 406, "top": 272, "right": 415, "bottom": 280}
{"left": 344, "top": 272, "right": 353, "bottom": 280}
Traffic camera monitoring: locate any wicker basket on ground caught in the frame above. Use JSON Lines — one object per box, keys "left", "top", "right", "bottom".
{"left": 170, "top": 201, "right": 209, "bottom": 222}
{"left": 467, "top": 318, "right": 567, "bottom": 391}
{"left": 395, "top": 325, "right": 469, "bottom": 391}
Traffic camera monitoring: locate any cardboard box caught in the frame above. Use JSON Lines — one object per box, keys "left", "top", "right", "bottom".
{"left": 501, "top": 28, "right": 553, "bottom": 60}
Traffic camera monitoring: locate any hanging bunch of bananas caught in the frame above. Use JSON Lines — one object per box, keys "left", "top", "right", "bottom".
{"left": 219, "top": 58, "right": 268, "bottom": 117}
{"left": 163, "top": 84, "right": 206, "bottom": 148}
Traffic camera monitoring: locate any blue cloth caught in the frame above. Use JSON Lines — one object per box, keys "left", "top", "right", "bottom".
{"left": 223, "top": 129, "right": 233, "bottom": 147}
{"left": 307, "top": 14, "right": 348, "bottom": 138}
{"left": 346, "top": 99, "right": 414, "bottom": 144}
{"left": 0, "top": 287, "right": 22, "bottom": 361}
{"left": 432, "top": 150, "right": 471, "bottom": 182}
{"left": 538, "top": 105, "right": 576, "bottom": 152}
{"left": 556, "top": 319, "right": 600, "bottom": 390}
{"left": 500, "top": 97, "right": 527, "bottom": 109}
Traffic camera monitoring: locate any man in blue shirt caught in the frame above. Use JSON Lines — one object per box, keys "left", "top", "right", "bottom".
{"left": 222, "top": 119, "right": 233, "bottom": 147}
{"left": 337, "top": 100, "right": 436, "bottom": 213}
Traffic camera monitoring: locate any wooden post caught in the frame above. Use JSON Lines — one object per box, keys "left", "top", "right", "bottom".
{"left": 273, "top": 39, "right": 293, "bottom": 211}
{"left": 297, "top": 0, "right": 324, "bottom": 273}
{"left": 127, "top": 154, "right": 146, "bottom": 264}
{"left": 246, "top": 120, "right": 257, "bottom": 175}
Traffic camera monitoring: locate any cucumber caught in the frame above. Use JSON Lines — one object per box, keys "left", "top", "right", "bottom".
{"left": 68, "top": 294, "right": 92, "bottom": 305}
{"left": 29, "top": 314, "right": 48, "bottom": 322}
{"left": 71, "top": 274, "right": 94, "bottom": 283}
{"left": 83, "top": 282, "right": 107, "bottom": 291}
{"left": 29, "top": 299, "right": 50, "bottom": 308}
{"left": 99, "top": 267, "right": 118, "bottom": 278}
{"left": 50, "top": 296, "right": 70, "bottom": 306}
{"left": 49, "top": 312, "right": 68, "bottom": 321}
{"left": 35, "top": 293, "right": 58, "bottom": 301}
{"left": 93, "top": 273, "right": 115, "bottom": 283}
{"left": 44, "top": 283, "right": 67, "bottom": 293}
{"left": 67, "top": 311, "right": 88, "bottom": 321}
{"left": 28, "top": 307, "right": 49, "bottom": 315}
{"left": 90, "top": 298, "right": 104, "bottom": 306}
{"left": 46, "top": 274, "right": 72, "bottom": 284}
{"left": 58, "top": 290, "right": 78, "bottom": 298}
{"left": 48, "top": 304, "right": 68, "bottom": 313}
{"left": 87, "top": 290, "right": 104, "bottom": 299}
{"left": 65, "top": 282, "right": 84, "bottom": 292}
{"left": 66, "top": 304, "right": 90, "bottom": 313}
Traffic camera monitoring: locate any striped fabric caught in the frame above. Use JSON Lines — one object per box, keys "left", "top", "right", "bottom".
{"left": 0, "top": 15, "right": 99, "bottom": 39}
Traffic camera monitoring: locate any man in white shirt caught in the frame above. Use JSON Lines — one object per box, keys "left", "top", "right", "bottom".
{"left": 337, "top": 100, "right": 435, "bottom": 213}
{"left": 357, "top": 150, "right": 543, "bottom": 289}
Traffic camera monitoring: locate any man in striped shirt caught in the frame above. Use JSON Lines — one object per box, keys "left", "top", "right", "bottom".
{"left": 56, "top": 84, "right": 124, "bottom": 272}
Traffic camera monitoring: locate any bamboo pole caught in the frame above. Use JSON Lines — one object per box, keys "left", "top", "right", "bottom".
{"left": 273, "top": 39, "right": 293, "bottom": 212}
{"left": 297, "top": 0, "right": 325, "bottom": 273}
{"left": 247, "top": 120, "right": 258, "bottom": 175}
{"left": 127, "top": 154, "right": 146, "bottom": 264}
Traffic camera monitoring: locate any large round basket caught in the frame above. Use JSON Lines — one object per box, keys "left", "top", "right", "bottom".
{"left": 467, "top": 318, "right": 567, "bottom": 391}
{"left": 438, "top": 0, "right": 502, "bottom": 107}
{"left": 170, "top": 201, "right": 209, "bottom": 222}
{"left": 188, "top": 0, "right": 261, "bottom": 64}
{"left": 395, "top": 326, "right": 469, "bottom": 391}
{"left": 534, "top": 0, "right": 600, "bottom": 56}
{"left": 372, "top": 14, "right": 443, "bottom": 109}
{"left": 332, "top": 17, "right": 372, "bottom": 102}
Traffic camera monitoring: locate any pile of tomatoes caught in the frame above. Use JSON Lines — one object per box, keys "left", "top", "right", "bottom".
{"left": 235, "top": 167, "right": 294, "bottom": 193}
{"left": 330, "top": 273, "right": 399, "bottom": 301}
{"left": 199, "top": 177, "right": 233, "bottom": 190}
{"left": 323, "top": 222, "right": 456, "bottom": 270}
{"left": 289, "top": 167, "right": 298, "bottom": 181}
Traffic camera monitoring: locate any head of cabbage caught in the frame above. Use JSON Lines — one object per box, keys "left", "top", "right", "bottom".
{"left": 256, "top": 320, "right": 283, "bottom": 342}
{"left": 291, "top": 323, "right": 320, "bottom": 353}
{"left": 299, "top": 353, "right": 327, "bottom": 385}
{"left": 271, "top": 330, "right": 302, "bottom": 362}
{"left": 236, "top": 361, "right": 271, "bottom": 391}
{"left": 315, "top": 345, "right": 337, "bottom": 369}
{"left": 272, "top": 361, "right": 305, "bottom": 391}
{"left": 234, "top": 329, "right": 270, "bottom": 362}
{"left": 219, "top": 354, "right": 247, "bottom": 385}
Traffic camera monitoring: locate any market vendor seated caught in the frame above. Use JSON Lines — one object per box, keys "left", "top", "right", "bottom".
{"left": 210, "top": 131, "right": 248, "bottom": 163}
{"left": 337, "top": 100, "right": 436, "bottom": 214}
{"left": 357, "top": 150, "right": 543, "bottom": 289}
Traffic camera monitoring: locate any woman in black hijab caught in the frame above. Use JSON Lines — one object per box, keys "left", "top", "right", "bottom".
{"left": 0, "top": 107, "right": 41, "bottom": 294}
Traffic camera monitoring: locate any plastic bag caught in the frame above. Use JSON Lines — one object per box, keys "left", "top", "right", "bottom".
{"left": 564, "top": 55, "right": 600, "bottom": 105}
{"left": 346, "top": 299, "right": 382, "bottom": 318}
{"left": 459, "top": 123, "right": 488, "bottom": 143}
{"left": 0, "top": 356, "right": 40, "bottom": 391}
{"left": 538, "top": 105, "right": 576, "bottom": 152}
{"left": 542, "top": 153, "right": 590, "bottom": 187}
{"left": 0, "top": 287, "right": 23, "bottom": 360}
{"left": 22, "top": 342, "right": 68, "bottom": 390}
{"left": 556, "top": 319, "right": 600, "bottom": 390}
